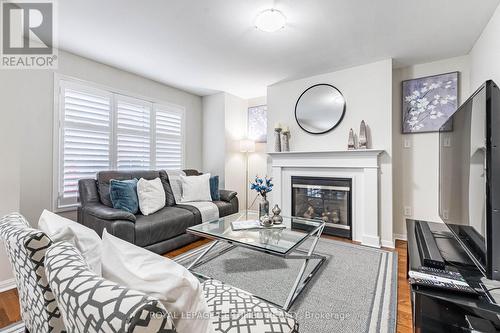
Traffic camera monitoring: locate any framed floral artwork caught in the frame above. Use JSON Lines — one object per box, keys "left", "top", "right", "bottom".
{"left": 248, "top": 105, "right": 267, "bottom": 142}
{"left": 402, "top": 71, "right": 458, "bottom": 133}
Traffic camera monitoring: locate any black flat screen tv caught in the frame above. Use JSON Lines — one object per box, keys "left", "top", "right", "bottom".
{"left": 439, "top": 80, "right": 500, "bottom": 280}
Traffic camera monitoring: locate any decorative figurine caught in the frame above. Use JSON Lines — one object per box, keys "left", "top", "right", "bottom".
{"left": 359, "top": 120, "right": 368, "bottom": 149}
{"left": 280, "top": 126, "right": 290, "bottom": 152}
{"left": 271, "top": 204, "right": 283, "bottom": 224}
{"left": 331, "top": 209, "right": 341, "bottom": 224}
{"left": 348, "top": 128, "right": 356, "bottom": 150}
{"left": 303, "top": 205, "right": 315, "bottom": 219}
{"left": 274, "top": 124, "right": 282, "bottom": 152}
{"left": 260, "top": 214, "right": 273, "bottom": 227}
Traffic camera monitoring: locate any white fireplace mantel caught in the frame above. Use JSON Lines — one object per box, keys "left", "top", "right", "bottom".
{"left": 269, "top": 149, "right": 384, "bottom": 248}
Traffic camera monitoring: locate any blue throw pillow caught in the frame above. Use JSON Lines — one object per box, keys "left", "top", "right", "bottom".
{"left": 110, "top": 179, "right": 139, "bottom": 214}
{"left": 209, "top": 175, "right": 220, "bottom": 201}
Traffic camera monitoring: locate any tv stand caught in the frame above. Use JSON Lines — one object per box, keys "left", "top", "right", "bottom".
{"left": 406, "top": 219, "right": 500, "bottom": 332}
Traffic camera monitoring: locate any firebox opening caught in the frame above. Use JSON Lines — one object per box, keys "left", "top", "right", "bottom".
{"left": 291, "top": 176, "right": 352, "bottom": 239}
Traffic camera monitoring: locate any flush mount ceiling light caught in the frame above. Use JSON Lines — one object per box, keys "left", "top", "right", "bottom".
{"left": 255, "top": 9, "right": 286, "bottom": 32}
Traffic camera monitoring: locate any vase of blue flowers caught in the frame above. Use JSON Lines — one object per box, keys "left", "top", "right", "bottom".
{"left": 250, "top": 176, "right": 273, "bottom": 218}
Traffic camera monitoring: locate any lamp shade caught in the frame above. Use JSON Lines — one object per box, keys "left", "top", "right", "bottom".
{"left": 239, "top": 139, "right": 255, "bottom": 153}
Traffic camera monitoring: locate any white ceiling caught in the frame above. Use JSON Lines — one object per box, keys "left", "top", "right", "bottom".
{"left": 58, "top": 0, "right": 500, "bottom": 98}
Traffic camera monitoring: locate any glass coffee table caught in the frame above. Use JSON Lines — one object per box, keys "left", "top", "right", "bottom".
{"left": 186, "top": 210, "right": 326, "bottom": 311}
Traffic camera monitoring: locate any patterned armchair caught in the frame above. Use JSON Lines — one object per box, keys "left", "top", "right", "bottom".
{"left": 44, "top": 242, "right": 176, "bottom": 333}
{"left": 0, "top": 213, "right": 65, "bottom": 333}
{"left": 203, "top": 280, "right": 299, "bottom": 333}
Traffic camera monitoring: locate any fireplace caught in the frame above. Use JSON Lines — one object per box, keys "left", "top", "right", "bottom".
{"left": 291, "top": 176, "right": 352, "bottom": 239}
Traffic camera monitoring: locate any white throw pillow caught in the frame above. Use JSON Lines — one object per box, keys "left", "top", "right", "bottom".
{"left": 38, "top": 209, "right": 102, "bottom": 275}
{"left": 180, "top": 173, "right": 212, "bottom": 203}
{"left": 137, "top": 177, "right": 166, "bottom": 215}
{"left": 101, "top": 230, "right": 214, "bottom": 333}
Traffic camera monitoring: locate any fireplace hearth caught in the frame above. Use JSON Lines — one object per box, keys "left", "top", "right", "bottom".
{"left": 291, "top": 176, "right": 352, "bottom": 238}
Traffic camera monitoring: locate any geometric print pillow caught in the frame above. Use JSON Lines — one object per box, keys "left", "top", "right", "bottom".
{"left": 0, "top": 213, "right": 65, "bottom": 333}
{"left": 203, "top": 279, "right": 299, "bottom": 333}
{"left": 44, "top": 241, "right": 177, "bottom": 333}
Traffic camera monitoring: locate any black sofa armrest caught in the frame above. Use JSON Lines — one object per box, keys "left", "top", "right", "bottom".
{"left": 78, "top": 179, "right": 100, "bottom": 205}
{"left": 220, "top": 190, "right": 237, "bottom": 202}
{"left": 80, "top": 211, "right": 135, "bottom": 244}
{"left": 83, "top": 203, "right": 136, "bottom": 222}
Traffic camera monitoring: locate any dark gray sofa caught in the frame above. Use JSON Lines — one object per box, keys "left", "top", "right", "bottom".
{"left": 77, "top": 169, "right": 238, "bottom": 254}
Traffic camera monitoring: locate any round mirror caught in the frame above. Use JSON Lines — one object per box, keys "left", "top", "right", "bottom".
{"left": 295, "top": 84, "right": 346, "bottom": 134}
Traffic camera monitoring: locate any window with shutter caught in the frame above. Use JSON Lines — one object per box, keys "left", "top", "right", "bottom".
{"left": 155, "top": 105, "right": 184, "bottom": 170}
{"left": 55, "top": 78, "right": 186, "bottom": 210}
{"left": 116, "top": 96, "right": 152, "bottom": 171}
{"left": 58, "top": 82, "right": 112, "bottom": 208}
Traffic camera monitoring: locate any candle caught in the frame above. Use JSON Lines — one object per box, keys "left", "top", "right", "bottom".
{"left": 274, "top": 122, "right": 281, "bottom": 129}
{"left": 283, "top": 126, "right": 289, "bottom": 133}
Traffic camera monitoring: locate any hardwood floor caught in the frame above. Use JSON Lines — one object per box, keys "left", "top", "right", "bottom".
{"left": 0, "top": 238, "right": 412, "bottom": 332}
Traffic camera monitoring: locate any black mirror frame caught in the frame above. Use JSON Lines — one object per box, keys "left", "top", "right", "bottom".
{"left": 294, "top": 83, "right": 347, "bottom": 135}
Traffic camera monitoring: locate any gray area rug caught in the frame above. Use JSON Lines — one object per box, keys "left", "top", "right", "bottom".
{"left": 175, "top": 238, "right": 397, "bottom": 333}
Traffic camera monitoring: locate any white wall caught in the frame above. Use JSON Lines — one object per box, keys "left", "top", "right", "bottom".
{"left": 470, "top": 3, "right": 500, "bottom": 89}
{"left": 0, "top": 81, "right": 21, "bottom": 288}
{"left": 267, "top": 59, "right": 394, "bottom": 247}
{"left": 201, "top": 92, "right": 250, "bottom": 210}
{"left": 202, "top": 93, "right": 226, "bottom": 187}
{"left": 224, "top": 93, "right": 248, "bottom": 210}
{"left": 392, "top": 56, "right": 471, "bottom": 237}
{"left": 0, "top": 50, "right": 203, "bottom": 286}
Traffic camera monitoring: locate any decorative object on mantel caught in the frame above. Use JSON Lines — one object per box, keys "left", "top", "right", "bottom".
{"left": 295, "top": 83, "right": 346, "bottom": 134}
{"left": 274, "top": 123, "right": 282, "bottom": 152}
{"left": 250, "top": 176, "right": 273, "bottom": 218}
{"left": 280, "top": 126, "right": 290, "bottom": 152}
{"left": 402, "top": 71, "right": 458, "bottom": 134}
{"left": 358, "top": 120, "right": 368, "bottom": 149}
{"left": 271, "top": 204, "right": 283, "bottom": 224}
{"left": 348, "top": 128, "right": 356, "bottom": 150}
{"left": 259, "top": 214, "right": 273, "bottom": 227}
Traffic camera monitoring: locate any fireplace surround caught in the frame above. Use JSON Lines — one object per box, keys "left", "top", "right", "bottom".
{"left": 291, "top": 176, "right": 352, "bottom": 238}
{"left": 269, "top": 149, "right": 385, "bottom": 248}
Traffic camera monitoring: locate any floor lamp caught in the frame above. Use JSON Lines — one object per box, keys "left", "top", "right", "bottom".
{"left": 239, "top": 138, "right": 255, "bottom": 215}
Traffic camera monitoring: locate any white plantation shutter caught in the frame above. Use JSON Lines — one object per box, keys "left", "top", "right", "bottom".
{"left": 155, "top": 105, "right": 184, "bottom": 170}
{"left": 59, "top": 82, "right": 112, "bottom": 207}
{"left": 56, "top": 78, "right": 185, "bottom": 210}
{"left": 116, "top": 96, "right": 152, "bottom": 170}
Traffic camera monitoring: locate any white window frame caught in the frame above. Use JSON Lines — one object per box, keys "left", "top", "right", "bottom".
{"left": 53, "top": 73, "right": 186, "bottom": 212}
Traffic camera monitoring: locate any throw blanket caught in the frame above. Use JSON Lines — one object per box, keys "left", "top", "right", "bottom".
{"left": 166, "top": 170, "right": 220, "bottom": 223}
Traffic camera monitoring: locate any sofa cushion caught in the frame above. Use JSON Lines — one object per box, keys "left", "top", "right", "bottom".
{"left": 137, "top": 178, "right": 166, "bottom": 216}
{"left": 110, "top": 179, "right": 139, "bottom": 214}
{"left": 209, "top": 176, "right": 220, "bottom": 201}
{"left": 159, "top": 170, "right": 177, "bottom": 207}
{"left": 97, "top": 170, "right": 160, "bottom": 207}
{"left": 203, "top": 279, "right": 298, "bottom": 333}
{"left": 102, "top": 231, "right": 213, "bottom": 333}
{"left": 135, "top": 206, "right": 197, "bottom": 247}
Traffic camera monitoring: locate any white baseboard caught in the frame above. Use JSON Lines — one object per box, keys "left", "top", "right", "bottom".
{"left": 393, "top": 233, "right": 407, "bottom": 241}
{"left": 361, "top": 235, "right": 381, "bottom": 248}
{"left": 0, "top": 278, "right": 16, "bottom": 293}
{"left": 381, "top": 239, "right": 395, "bottom": 248}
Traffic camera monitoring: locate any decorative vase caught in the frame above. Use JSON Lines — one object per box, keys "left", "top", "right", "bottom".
{"left": 359, "top": 120, "right": 368, "bottom": 149}
{"left": 274, "top": 128, "right": 282, "bottom": 152}
{"left": 280, "top": 130, "right": 290, "bottom": 152}
{"left": 260, "top": 214, "right": 273, "bottom": 227}
{"left": 348, "top": 128, "right": 356, "bottom": 150}
{"left": 258, "top": 195, "right": 270, "bottom": 219}
{"left": 271, "top": 204, "right": 283, "bottom": 224}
